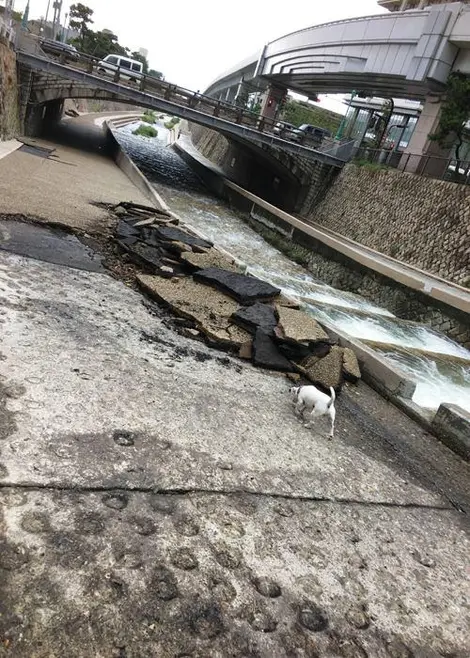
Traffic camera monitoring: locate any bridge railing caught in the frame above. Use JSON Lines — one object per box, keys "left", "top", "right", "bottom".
{"left": 354, "top": 146, "right": 470, "bottom": 185}
{"left": 40, "top": 47, "right": 315, "bottom": 145}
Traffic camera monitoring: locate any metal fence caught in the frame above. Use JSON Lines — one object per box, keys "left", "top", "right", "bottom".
{"left": 354, "top": 146, "right": 470, "bottom": 184}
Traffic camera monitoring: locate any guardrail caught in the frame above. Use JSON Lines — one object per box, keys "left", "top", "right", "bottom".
{"left": 354, "top": 146, "right": 470, "bottom": 185}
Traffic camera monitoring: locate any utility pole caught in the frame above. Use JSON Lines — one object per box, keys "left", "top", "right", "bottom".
{"left": 4, "top": 0, "right": 14, "bottom": 26}
{"left": 51, "top": 0, "right": 63, "bottom": 40}
{"left": 63, "top": 12, "right": 68, "bottom": 42}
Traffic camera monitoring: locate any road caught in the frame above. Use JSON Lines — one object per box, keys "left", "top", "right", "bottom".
{"left": 0, "top": 123, "right": 469, "bottom": 657}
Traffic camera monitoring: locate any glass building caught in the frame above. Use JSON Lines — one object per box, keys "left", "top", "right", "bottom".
{"left": 341, "top": 97, "right": 422, "bottom": 151}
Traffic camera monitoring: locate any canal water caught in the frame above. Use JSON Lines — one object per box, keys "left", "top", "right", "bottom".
{"left": 114, "top": 120, "right": 470, "bottom": 415}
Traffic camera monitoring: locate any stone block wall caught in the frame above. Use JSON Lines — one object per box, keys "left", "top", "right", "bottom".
{"left": 306, "top": 164, "right": 470, "bottom": 287}
{"left": 0, "top": 39, "right": 19, "bottom": 140}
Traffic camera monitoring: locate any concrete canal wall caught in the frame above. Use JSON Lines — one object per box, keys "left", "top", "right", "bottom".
{"left": 174, "top": 138, "right": 470, "bottom": 352}
{"left": 188, "top": 125, "right": 470, "bottom": 291}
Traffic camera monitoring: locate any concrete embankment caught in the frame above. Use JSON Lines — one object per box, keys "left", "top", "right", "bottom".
{"left": 0, "top": 116, "right": 469, "bottom": 656}
{"left": 102, "top": 114, "right": 172, "bottom": 214}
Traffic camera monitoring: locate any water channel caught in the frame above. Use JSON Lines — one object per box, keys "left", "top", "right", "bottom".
{"left": 114, "top": 119, "right": 470, "bottom": 415}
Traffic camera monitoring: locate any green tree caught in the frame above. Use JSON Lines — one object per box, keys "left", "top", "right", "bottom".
{"left": 69, "top": 28, "right": 128, "bottom": 59}
{"left": 281, "top": 97, "right": 341, "bottom": 134}
{"left": 148, "top": 69, "right": 164, "bottom": 80}
{"left": 430, "top": 71, "right": 470, "bottom": 178}
{"left": 235, "top": 88, "right": 249, "bottom": 109}
{"left": 69, "top": 3, "right": 94, "bottom": 49}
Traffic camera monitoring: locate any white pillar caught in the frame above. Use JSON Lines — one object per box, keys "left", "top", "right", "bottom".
{"left": 400, "top": 95, "right": 444, "bottom": 173}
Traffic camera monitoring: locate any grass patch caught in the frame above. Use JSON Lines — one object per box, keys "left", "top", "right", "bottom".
{"left": 353, "top": 159, "right": 390, "bottom": 172}
{"left": 141, "top": 110, "right": 157, "bottom": 124}
{"left": 133, "top": 124, "right": 158, "bottom": 138}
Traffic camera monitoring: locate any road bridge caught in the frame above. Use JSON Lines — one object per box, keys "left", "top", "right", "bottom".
{"left": 16, "top": 50, "right": 344, "bottom": 167}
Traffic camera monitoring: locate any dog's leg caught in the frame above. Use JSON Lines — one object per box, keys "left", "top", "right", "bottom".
{"left": 328, "top": 408, "right": 336, "bottom": 439}
{"left": 295, "top": 401, "right": 305, "bottom": 419}
{"left": 304, "top": 406, "right": 320, "bottom": 429}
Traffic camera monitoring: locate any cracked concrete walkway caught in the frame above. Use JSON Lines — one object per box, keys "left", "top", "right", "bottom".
{"left": 0, "top": 236, "right": 469, "bottom": 657}
{"left": 0, "top": 125, "right": 148, "bottom": 234}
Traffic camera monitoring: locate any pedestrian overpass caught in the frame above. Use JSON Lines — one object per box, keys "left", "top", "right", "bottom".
{"left": 204, "top": 1, "right": 470, "bottom": 172}
{"left": 206, "top": 2, "right": 470, "bottom": 102}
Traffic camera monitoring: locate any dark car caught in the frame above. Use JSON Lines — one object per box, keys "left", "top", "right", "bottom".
{"left": 40, "top": 39, "right": 80, "bottom": 62}
{"left": 290, "top": 124, "right": 331, "bottom": 145}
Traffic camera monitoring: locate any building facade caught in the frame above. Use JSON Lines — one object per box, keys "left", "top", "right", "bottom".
{"left": 378, "top": 0, "right": 470, "bottom": 10}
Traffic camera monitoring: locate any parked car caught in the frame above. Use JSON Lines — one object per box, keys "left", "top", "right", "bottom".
{"left": 97, "top": 54, "right": 144, "bottom": 83}
{"left": 272, "top": 121, "right": 296, "bottom": 138}
{"left": 289, "top": 124, "right": 331, "bottom": 145}
{"left": 40, "top": 38, "right": 80, "bottom": 62}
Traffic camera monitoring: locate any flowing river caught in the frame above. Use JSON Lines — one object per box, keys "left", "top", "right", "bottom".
{"left": 113, "top": 119, "right": 470, "bottom": 415}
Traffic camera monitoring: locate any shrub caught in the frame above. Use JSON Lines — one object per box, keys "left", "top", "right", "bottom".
{"left": 133, "top": 124, "right": 158, "bottom": 138}
{"left": 141, "top": 110, "right": 156, "bottom": 124}
{"left": 164, "top": 117, "right": 180, "bottom": 130}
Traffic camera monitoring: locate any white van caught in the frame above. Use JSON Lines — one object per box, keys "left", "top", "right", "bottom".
{"left": 97, "top": 54, "right": 144, "bottom": 83}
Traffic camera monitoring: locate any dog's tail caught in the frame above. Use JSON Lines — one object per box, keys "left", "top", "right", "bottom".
{"left": 327, "top": 387, "right": 336, "bottom": 408}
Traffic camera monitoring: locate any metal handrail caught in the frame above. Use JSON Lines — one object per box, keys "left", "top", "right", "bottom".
{"left": 26, "top": 44, "right": 315, "bottom": 145}
{"left": 354, "top": 146, "right": 470, "bottom": 184}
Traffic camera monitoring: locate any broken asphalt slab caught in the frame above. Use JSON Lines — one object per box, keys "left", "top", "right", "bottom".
{"left": 275, "top": 305, "right": 329, "bottom": 345}
{"left": 153, "top": 225, "right": 213, "bottom": 250}
{"left": 232, "top": 302, "right": 278, "bottom": 334}
{"left": 252, "top": 328, "right": 294, "bottom": 372}
{"left": 194, "top": 267, "right": 281, "bottom": 304}
{"left": 180, "top": 248, "right": 240, "bottom": 273}
{"left": 137, "top": 273, "right": 250, "bottom": 348}
{"left": 0, "top": 217, "right": 104, "bottom": 272}
{"left": 300, "top": 346, "right": 346, "bottom": 391}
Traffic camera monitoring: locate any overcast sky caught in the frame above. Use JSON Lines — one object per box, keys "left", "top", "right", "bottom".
{"left": 11, "top": 0, "right": 387, "bottom": 111}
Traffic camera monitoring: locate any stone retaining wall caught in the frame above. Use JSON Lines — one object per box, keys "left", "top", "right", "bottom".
{"left": 189, "top": 123, "right": 338, "bottom": 213}
{"left": 307, "top": 164, "right": 470, "bottom": 288}
{"left": 0, "top": 39, "right": 19, "bottom": 140}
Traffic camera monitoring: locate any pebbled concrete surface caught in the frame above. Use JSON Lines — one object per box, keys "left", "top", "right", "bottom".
{"left": 0, "top": 236, "right": 470, "bottom": 657}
